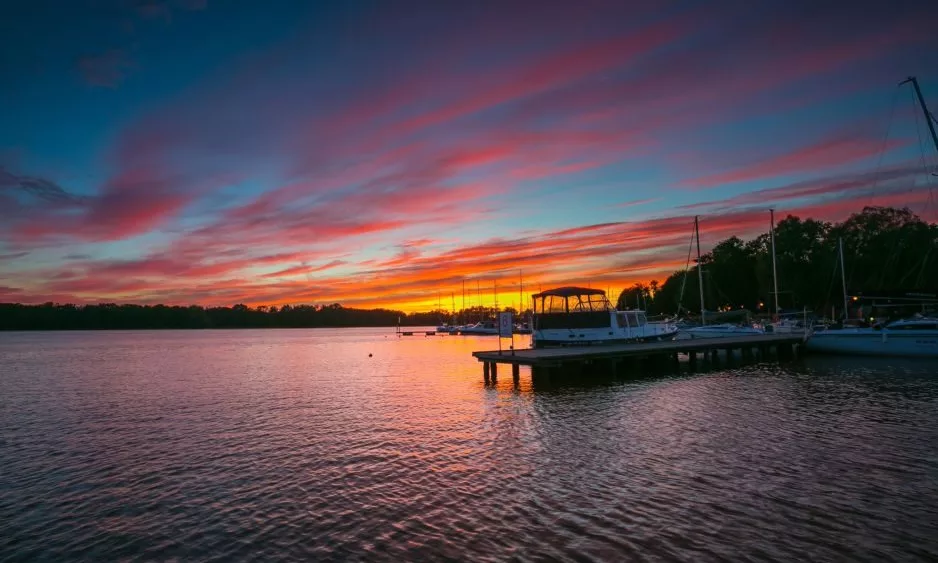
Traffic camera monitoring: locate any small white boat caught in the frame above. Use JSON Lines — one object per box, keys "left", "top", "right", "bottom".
{"left": 765, "top": 317, "right": 803, "bottom": 334}
{"left": 680, "top": 323, "right": 765, "bottom": 339}
{"left": 531, "top": 287, "right": 678, "bottom": 348}
{"left": 805, "top": 317, "right": 938, "bottom": 357}
{"left": 679, "top": 216, "right": 766, "bottom": 340}
{"left": 459, "top": 321, "right": 499, "bottom": 335}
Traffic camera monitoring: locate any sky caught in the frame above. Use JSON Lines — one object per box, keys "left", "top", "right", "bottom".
{"left": 1, "top": 0, "right": 937, "bottom": 312}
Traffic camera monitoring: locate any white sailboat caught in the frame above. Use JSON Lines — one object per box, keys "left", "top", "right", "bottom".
{"left": 807, "top": 317, "right": 938, "bottom": 357}
{"left": 805, "top": 240, "right": 938, "bottom": 357}
{"left": 805, "top": 75, "right": 938, "bottom": 358}
{"left": 681, "top": 216, "right": 765, "bottom": 339}
{"left": 762, "top": 208, "right": 810, "bottom": 335}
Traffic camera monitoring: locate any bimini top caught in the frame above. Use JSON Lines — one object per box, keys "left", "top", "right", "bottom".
{"left": 532, "top": 286, "right": 606, "bottom": 298}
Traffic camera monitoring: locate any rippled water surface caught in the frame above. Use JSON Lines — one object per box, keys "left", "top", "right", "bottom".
{"left": 2, "top": 329, "right": 938, "bottom": 562}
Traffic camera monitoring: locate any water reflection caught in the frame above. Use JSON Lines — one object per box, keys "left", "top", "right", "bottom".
{"left": 1, "top": 328, "right": 937, "bottom": 561}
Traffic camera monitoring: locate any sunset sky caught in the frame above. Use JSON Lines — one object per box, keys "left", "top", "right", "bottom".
{"left": 2, "top": 0, "right": 937, "bottom": 311}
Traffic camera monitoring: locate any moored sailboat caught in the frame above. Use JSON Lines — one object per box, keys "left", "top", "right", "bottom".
{"left": 805, "top": 75, "right": 938, "bottom": 358}
{"left": 807, "top": 317, "right": 938, "bottom": 357}
{"left": 680, "top": 216, "right": 765, "bottom": 339}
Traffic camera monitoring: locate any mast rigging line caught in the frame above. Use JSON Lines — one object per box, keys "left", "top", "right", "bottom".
{"left": 867, "top": 85, "right": 902, "bottom": 207}
{"left": 900, "top": 76, "right": 938, "bottom": 159}
{"left": 676, "top": 222, "right": 696, "bottom": 315}
{"left": 911, "top": 86, "right": 937, "bottom": 214}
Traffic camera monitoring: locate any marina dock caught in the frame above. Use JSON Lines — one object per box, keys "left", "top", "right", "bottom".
{"left": 472, "top": 333, "right": 805, "bottom": 381}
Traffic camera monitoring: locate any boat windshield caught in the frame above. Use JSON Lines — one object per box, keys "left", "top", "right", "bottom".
{"left": 617, "top": 311, "right": 646, "bottom": 327}
{"left": 570, "top": 293, "right": 611, "bottom": 312}
{"left": 534, "top": 292, "right": 610, "bottom": 313}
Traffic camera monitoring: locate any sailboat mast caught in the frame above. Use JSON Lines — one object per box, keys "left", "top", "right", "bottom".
{"left": 901, "top": 76, "right": 938, "bottom": 157}
{"left": 519, "top": 270, "right": 523, "bottom": 313}
{"left": 770, "top": 208, "right": 779, "bottom": 317}
{"left": 838, "top": 237, "right": 848, "bottom": 321}
{"left": 462, "top": 280, "right": 466, "bottom": 322}
{"left": 695, "top": 216, "right": 706, "bottom": 325}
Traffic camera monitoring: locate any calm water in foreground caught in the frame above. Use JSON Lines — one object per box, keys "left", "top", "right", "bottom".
{"left": 2, "top": 329, "right": 937, "bottom": 562}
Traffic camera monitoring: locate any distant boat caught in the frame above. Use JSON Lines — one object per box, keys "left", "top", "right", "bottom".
{"left": 459, "top": 321, "right": 499, "bottom": 335}
{"left": 680, "top": 216, "right": 765, "bottom": 339}
{"left": 531, "top": 287, "right": 678, "bottom": 348}
{"left": 806, "top": 317, "right": 938, "bottom": 357}
{"left": 513, "top": 322, "right": 532, "bottom": 334}
{"left": 681, "top": 323, "right": 764, "bottom": 339}
{"left": 764, "top": 314, "right": 806, "bottom": 334}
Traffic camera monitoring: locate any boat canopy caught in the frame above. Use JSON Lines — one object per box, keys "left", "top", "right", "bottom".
{"left": 532, "top": 287, "right": 611, "bottom": 314}
{"left": 532, "top": 286, "right": 605, "bottom": 298}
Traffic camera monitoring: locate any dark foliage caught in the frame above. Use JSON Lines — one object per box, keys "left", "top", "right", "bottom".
{"left": 1, "top": 303, "right": 442, "bottom": 330}
{"left": 4, "top": 207, "right": 934, "bottom": 329}
{"left": 620, "top": 206, "right": 938, "bottom": 317}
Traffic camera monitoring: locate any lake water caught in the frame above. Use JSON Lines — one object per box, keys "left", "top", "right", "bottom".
{"left": 1, "top": 328, "right": 937, "bottom": 562}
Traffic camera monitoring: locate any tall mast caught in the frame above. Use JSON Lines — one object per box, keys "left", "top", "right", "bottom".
{"left": 493, "top": 279, "right": 498, "bottom": 312}
{"left": 477, "top": 280, "right": 481, "bottom": 321}
{"left": 462, "top": 280, "right": 465, "bottom": 322}
{"left": 519, "top": 270, "right": 523, "bottom": 313}
{"left": 695, "top": 216, "right": 706, "bottom": 325}
{"left": 901, "top": 76, "right": 938, "bottom": 158}
{"left": 838, "top": 237, "right": 848, "bottom": 321}
{"left": 451, "top": 293, "right": 456, "bottom": 323}
{"left": 770, "top": 208, "right": 779, "bottom": 317}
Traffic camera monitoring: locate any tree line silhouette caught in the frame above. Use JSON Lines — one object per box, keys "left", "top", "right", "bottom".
{"left": 2, "top": 206, "right": 935, "bottom": 330}
{"left": 0, "top": 302, "right": 457, "bottom": 331}
{"left": 617, "top": 206, "right": 938, "bottom": 319}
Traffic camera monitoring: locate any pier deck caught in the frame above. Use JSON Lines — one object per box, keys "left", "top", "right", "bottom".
{"left": 473, "top": 333, "right": 804, "bottom": 371}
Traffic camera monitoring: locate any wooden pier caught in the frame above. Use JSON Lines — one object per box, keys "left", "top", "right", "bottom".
{"left": 472, "top": 334, "right": 805, "bottom": 381}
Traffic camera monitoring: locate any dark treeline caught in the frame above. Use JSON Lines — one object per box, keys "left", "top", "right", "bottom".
{"left": 617, "top": 206, "right": 938, "bottom": 319}
{"left": 0, "top": 302, "right": 526, "bottom": 331}
{"left": 4, "top": 206, "right": 935, "bottom": 330}
{"left": 0, "top": 303, "right": 449, "bottom": 331}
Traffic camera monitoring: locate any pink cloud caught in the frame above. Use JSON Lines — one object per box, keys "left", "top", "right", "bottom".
{"left": 7, "top": 2, "right": 937, "bottom": 309}
{"left": 683, "top": 136, "right": 909, "bottom": 189}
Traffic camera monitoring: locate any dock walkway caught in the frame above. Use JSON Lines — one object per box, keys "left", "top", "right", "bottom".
{"left": 472, "top": 333, "right": 805, "bottom": 380}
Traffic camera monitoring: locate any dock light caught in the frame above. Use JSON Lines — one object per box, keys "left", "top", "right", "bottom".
{"left": 759, "top": 301, "right": 764, "bottom": 309}
{"left": 852, "top": 296, "right": 858, "bottom": 301}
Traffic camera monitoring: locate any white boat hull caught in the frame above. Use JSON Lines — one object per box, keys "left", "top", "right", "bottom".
{"left": 806, "top": 329, "right": 938, "bottom": 358}
{"left": 533, "top": 326, "right": 679, "bottom": 348}
{"left": 679, "top": 324, "right": 765, "bottom": 339}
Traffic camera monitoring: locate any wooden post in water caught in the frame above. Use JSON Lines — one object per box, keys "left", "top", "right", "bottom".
{"left": 512, "top": 364, "right": 520, "bottom": 383}
{"left": 483, "top": 362, "right": 490, "bottom": 383}
{"left": 490, "top": 362, "right": 498, "bottom": 380}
